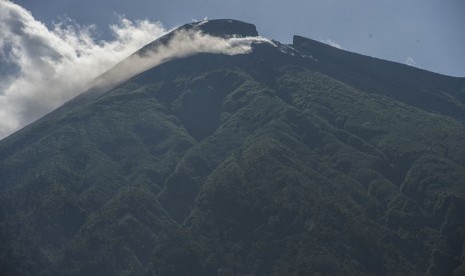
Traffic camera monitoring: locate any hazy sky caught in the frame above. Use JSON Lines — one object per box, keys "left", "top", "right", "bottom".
{"left": 13, "top": 0, "right": 465, "bottom": 77}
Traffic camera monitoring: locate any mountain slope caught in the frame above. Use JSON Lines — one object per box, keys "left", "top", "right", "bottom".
{"left": 1, "top": 19, "right": 465, "bottom": 276}
{"left": 292, "top": 35, "right": 465, "bottom": 121}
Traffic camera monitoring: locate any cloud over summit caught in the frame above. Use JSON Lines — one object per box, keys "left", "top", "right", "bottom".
{"left": 0, "top": 2, "right": 273, "bottom": 139}
{"left": 94, "top": 28, "right": 274, "bottom": 92}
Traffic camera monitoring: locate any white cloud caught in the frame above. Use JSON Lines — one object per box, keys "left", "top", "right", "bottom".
{"left": 95, "top": 29, "right": 273, "bottom": 91}
{"left": 321, "top": 39, "right": 342, "bottom": 49}
{"left": 0, "top": 2, "right": 273, "bottom": 140}
{"left": 405, "top": 57, "right": 416, "bottom": 66}
{"left": 0, "top": 0, "right": 166, "bottom": 139}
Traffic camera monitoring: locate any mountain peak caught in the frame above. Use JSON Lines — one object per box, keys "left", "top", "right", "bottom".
{"left": 135, "top": 19, "right": 260, "bottom": 59}
{"left": 1, "top": 18, "right": 465, "bottom": 276}
{"left": 186, "top": 19, "right": 259, "bottom": 38}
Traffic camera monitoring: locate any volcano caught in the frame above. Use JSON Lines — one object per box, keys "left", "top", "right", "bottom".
{"left": 1, "top": 19, "right": 464, "bottom": 276}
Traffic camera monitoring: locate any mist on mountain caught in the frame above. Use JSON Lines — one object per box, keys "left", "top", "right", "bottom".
{"left": 0, "top": 1, "right": 276, "bottom": 140}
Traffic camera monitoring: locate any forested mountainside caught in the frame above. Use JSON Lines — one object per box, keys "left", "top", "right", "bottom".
{"left": 1, "top": 19, "right": 464, "bottom": 275}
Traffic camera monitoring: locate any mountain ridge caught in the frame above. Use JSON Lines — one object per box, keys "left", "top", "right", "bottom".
{"left": 292, "top": 35, "right": 465, "bottom": 121}
{"left": 5, "top": 19, "right": 464, "bottom": 142}
{"left": 7, "top": 19, "right": 463, "bottom": 144}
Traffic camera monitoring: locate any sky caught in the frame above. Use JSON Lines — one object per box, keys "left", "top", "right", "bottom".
{"left": 1, "top": 0, "right": 465, "bottom": 138}
{"left": 12, "top": 0, "right": 465, "bottom": 77}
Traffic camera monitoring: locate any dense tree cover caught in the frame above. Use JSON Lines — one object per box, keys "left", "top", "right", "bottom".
{"left": 0, "top": 20, "right": 464, "bottom": 275}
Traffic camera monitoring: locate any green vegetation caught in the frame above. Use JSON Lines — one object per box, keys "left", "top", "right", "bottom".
{"left": 1, "top": 22, "right": 465, "bottom": 275}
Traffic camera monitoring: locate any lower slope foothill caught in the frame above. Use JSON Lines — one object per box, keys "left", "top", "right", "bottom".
{"left": 0, "top": 39, "right": 464, "bottom": 275}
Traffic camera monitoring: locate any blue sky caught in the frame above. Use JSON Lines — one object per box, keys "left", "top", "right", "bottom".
{"left": 13, "top": 0, "right": 465, "bottom": 77}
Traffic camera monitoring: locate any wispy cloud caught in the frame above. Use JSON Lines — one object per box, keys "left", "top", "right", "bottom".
{"left": 94, "top": 28, "right": 274, "bottom": 91}
{"left": 0, "top": 0, "right": 166, "bottom": 139}
{"left": 405, "top": 57, "right": 416, "bottom": 66}
{"left": 321, "top": 39, "right": 342, "bottom": 49}
{"left": 0, "top": 1, "right": 273, "bottom": 139}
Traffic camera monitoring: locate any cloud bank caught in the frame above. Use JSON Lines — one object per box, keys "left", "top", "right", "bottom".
{"left": 0, "top": 0, "right": 166, "bottom": 138}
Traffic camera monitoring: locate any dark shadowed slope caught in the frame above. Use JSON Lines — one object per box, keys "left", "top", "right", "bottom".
{"left": 1, "top": 19, "right": 465, "bottom": 276}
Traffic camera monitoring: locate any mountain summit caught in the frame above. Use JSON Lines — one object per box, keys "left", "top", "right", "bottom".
{"left": 1, "top": 19, "right": 464, "bottom": 276}
{"left": 175, "top": 19, "right": 259, "bottom": 37}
